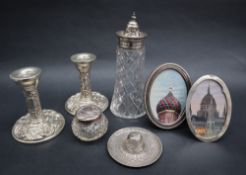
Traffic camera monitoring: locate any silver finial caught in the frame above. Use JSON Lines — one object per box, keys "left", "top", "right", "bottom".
{"left": 131, "top": 12, "right": 136, "bottom": 20}
{"left": 116, "top": 12, "right": 147, "bottom": 49}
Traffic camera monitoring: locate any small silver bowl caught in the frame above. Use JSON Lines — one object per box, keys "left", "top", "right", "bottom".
{"left": 72, "top": 104, "right": 108, "bottom": 141}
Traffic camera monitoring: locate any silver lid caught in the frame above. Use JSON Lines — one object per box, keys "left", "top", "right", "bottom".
{"left": 107, "top": 127, "right": 162, "bottom": 167}
{"left": 116, "top": 12, "right": 147, "bottom": 49}
{"left": 75, "top": 104, "right": 101, "bottom": 122}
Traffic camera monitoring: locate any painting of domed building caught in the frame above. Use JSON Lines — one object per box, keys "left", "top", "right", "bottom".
{"left": 149, "top": 69, "right": 188, "bottom": 125}
{"left": 156, "top": 90, "right": 181, "bottom": 124}
{"left": 190, "top": 81, "right": 226, "bottom": 137}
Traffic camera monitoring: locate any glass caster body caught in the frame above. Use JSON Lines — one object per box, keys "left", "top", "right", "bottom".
{"left": 110, "top": 13, "right": 147, "bottom": 119}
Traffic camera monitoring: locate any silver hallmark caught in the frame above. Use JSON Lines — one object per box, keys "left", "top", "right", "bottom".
{"left": 65, "top": 53, "right": 109, "bottom": 115}
{"left": 10, "top": 67, "right": 65, "bottom": 144}
{"left": 107, "top": 127, "right": 162, "bottom": 167}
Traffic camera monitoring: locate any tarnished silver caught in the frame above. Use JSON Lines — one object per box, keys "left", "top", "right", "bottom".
{"left": 186, "top": 75, "right": 232, "bottom": 142}
{"left": 10, "top": 67, "right": 65, "bottom": 144}
{"left": 72, "top": 104, "right": 108, "bottom": 141}
{"left": 65, "top": 53, "right": 109, "bottom": 115}
{"left": 107, "top": 127, "right": 162, "bottom": 167}
{"left": 110, "top": 13, "right": 147, "bottom": 119}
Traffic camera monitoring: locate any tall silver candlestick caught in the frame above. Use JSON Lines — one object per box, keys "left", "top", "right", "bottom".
{"left": 110, "top": 12, "right": 147, "bottom": 119}
{"left": 10, "top": 67, "right": 65, "bottom": 144}
{"left": 65, "top": 53, "right": 109, "bottom": 115}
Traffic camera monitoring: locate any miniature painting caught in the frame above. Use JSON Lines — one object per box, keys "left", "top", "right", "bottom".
{"left": 186, "top": 75, "right": 232, "bottom": 142}
{"left": 145, "top": 63, "right": 191, "bottom": 129}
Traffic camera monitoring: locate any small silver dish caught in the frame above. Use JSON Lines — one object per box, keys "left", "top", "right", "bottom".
{"left": 107, "top": 127, "right": 162, "bottom": 167}
{"left": 72, "top": 104, "right": 108, "bottom": 141}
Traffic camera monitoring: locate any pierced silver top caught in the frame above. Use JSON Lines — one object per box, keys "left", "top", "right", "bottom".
{"left": 116, "top": 12, "right": 147, "bottom": 49}
{"left": 10, "top": 67, "right": 41, "bottom": 82}
{"left": 76, "top": 104, "right": 102, "bottom": 122}
{"left": 107, "top": 127, "right": 162, "bottom": 167}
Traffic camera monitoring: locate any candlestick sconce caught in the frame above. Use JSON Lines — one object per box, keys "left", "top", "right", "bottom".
{"left": 65, "top": 53, "right": 109, "bottom": 115}
{"left": 10, "top": 67, "right": 65, "bottom": 144}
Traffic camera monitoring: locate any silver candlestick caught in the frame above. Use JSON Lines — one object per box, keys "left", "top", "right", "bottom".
{"left": 10, "top": 67, "right": 65, "bottom": 144}
{"left": 65, "top": 53, "right": 109, "bottom": 115}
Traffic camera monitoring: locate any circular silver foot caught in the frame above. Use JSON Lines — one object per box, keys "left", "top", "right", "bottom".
{"left": 65, "top": 92, "right": 109, "bottom": 115}
{"left": 12, "top": 109, "right": 65, "bottom": 144}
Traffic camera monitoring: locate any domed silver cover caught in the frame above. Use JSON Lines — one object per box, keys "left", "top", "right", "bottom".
{"left": 107, "top": 127, "right": 162, "bottom": 167}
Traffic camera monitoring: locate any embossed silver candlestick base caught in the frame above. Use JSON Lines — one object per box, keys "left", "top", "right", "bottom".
{"left": 12, "top": 109, "right": 65, "bottom": 144}
{"left": 65, "top": 53, "right": 108, "bottom": 115}
{"left": 10, "top": 67, "right": 65, "bottom": 144}
{"left": 65, "top": 92, "right": 108, "bottom": 116}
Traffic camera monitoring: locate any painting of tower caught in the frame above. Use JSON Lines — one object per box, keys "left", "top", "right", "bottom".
{"left": 191, "top": 84, "right": 226, "bottom": 136}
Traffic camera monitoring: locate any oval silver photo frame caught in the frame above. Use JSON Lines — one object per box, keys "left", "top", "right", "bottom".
{"left": 144, "top": 63, "right": 191, "bottom": 129}
{"left": 186, "top": 75, "right": 232, "bottom": 142}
